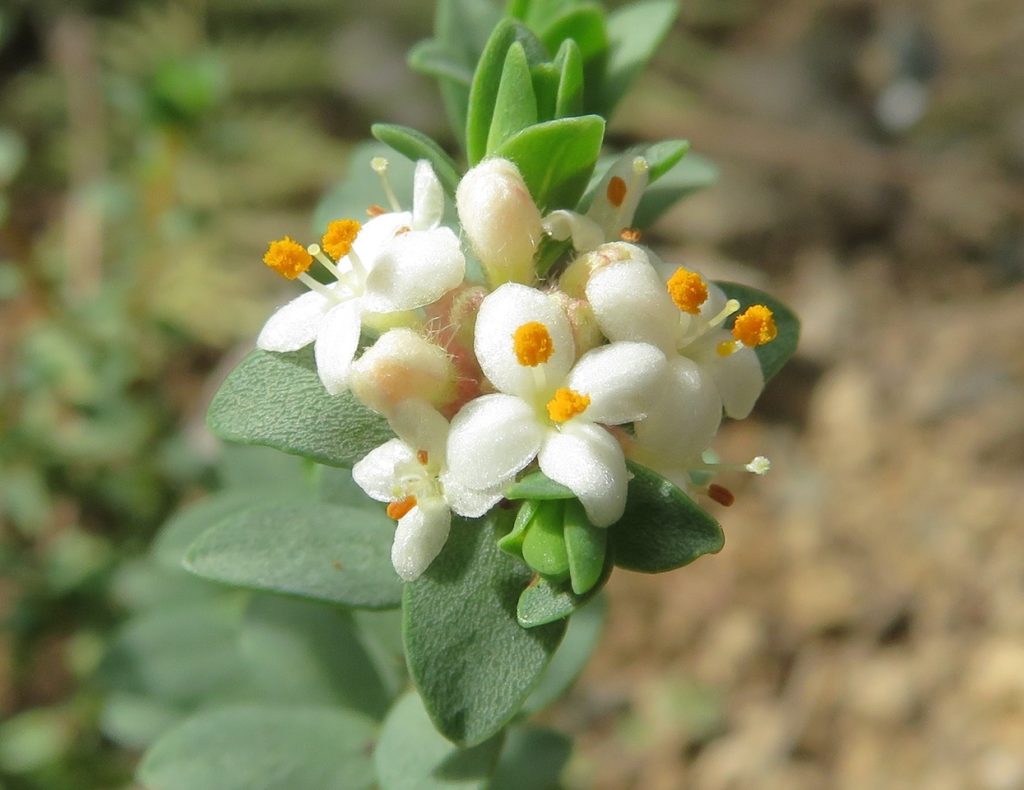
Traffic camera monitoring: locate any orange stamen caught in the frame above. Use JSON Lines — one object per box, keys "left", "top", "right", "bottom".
{"left": 546, "top": 387, "right": 591, "bottom": 423}
{"left": 321, "top": 219, "right": 361, "bottom": 260}
{"left": 263, "top": 237, "right": 313, "bottom": 279}
{"left": 607, "top": 176, "right": 627, "bottom": 207}
{"left": 708, "top": 484, "right": 735, "bottom": 507}
{"left": 386, "top": 496, "right": 417, "bottom": 520}
{"left": 367, "top": 204, "right": 387, "bottom": 217}
{"left": 666, "top": 267, "right": 708, "bottom": 314}
{"left": 620, "top": 228, "right": 642, "bottom": 242}
{"left": 513, "top": 322, "right": 554, "bottom": 367}
{"left": 416, "top": 450, "right": 429, "bottom": 465}
{"left": 732, "top": 305, "right": 777, "bottom": 347}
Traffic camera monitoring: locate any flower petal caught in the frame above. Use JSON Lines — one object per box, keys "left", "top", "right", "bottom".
{"left": 412, "top": 160, "right": 444, "bottom": 231}
{"left": 350, "top": 211, "right": 412, "bottom": 267}
{"left": 542, "top": 210, "right": 605, "bottom": 253}
{"left": 474, "top": 282, "right": 575, "bottom": 398}
{"left": 586, "top": 153, "right": 649, "bottom": 238}
{"left": 352, "top": 439, "right": 417, "bottom": 502}
{"left": 389, "top": 400, "right": 450, "bottom": 463}
{"left": 538, "top": 422, "right": 628, "bottom": 528}
{"left": 440, "top": 471, "right": 504, "bottom": 518}
{"left": 566, "top": 341, "right": 666, "bottom": 425}
{"left": 446, "top": 393, "right": 544, "bottom": 491}
{"left": 256, "top": 290, "right": 333, "bottom": 352}
{"left": 392, "top": 498, "right": 452, "bottom": 581}
{"left": 586, "top": 259, "right": 678, "bottom": 352}
{"left": 313, "top": 300, "right": 362, "bottom": 395}
{"left": 350, "top": 328, "right": 456, "bottom": 414}
{"left": 634, "top": 356, "right": 722, "bottom": 462}
{"left": 362, "top": 227, "right": 466, "bottom": 313}
{"left": 692, "top": 332, "right": 764, "bottom": 419}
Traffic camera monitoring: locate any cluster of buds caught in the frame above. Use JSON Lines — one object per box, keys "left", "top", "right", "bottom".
{"left": 259, "top": 155, "right": 777, "bottom": 582}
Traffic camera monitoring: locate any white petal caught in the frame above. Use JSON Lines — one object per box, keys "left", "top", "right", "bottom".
{"left": 362, "top": 227, "right": 465, "bottom": 313}
{"left": 350, "top": 211, "right": 412, "bottom": 266}
{"left": 692, "top": 333, "right": 764, "bottom": 419}
{"left": 352, "top": 439, "right": 416, "bottom": 502}
{"left": 313, "top": 300, "right": 362, "bottom": 395}
{"left": 474, "top": 283, "right": 575, "bottom": 398}
{"left": 256, "top": 290, "right": 332, "bottom": 352}
{"left": 538, "top": 422, "right": 628, "bottom": 528}
{"left": 389, "top": 400, "right": 449, "bottom": 463}
{"left": 699, "top": 280, "right": 729, "bottom": 321}
{"left": 392, "top": 498, "right": 451, "bottom": 581}
{"left": 634, "top": 356, "right": 722, "bottom": 462}
{"left": 542, "top": 210, "right": 605, "bottom": 253}
{"left": 412, "top": 160, "right": 444, "bottom": 231}
{"left": 586, "top": 154, "right": 649, "bottom": 238}
{"left": 349, "top": 328, "right": 455, "bottom": 413}
{"left": 440, "top": 471, "right": 504, "bottom": 518}
{"left": 586, "top": 260, "right": 677, "bottom": 352}
{"left": 566, "top": 342, "right": 667, "bottom": 425}
{"left": 446, "top": 394, "right": 544, "bottom": 491}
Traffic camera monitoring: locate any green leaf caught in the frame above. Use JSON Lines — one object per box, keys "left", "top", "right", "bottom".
{"left": 151, "top": 488, "right": 298, "bottom": 571}
{"left": 580, "top": 138, "right": 692, "bottom": 213}
{"left": 98, "top": 601, "right": 248, "bottom": 705}
{"left": 516, "top": 573, "right": 603, "bottom": 628}
{"left": 407, "top": 40, "right": 475, "bottom": 85}
{"left": 218, "top": 444, "right": 313, "bottom": 490}
{"left": 518, "top": 0, "right": 577, "bottom": 30}
{"left": 494, "top": 116, "right": 605, "bottom": 212}
{"left": 207, "top": 348, "right": 393, "bottom": 469}
{"left": 466, "top": 19, "right": 547, "bottom": 165}
{"left": 523, "top": 593, "right": 606, "bottom": 713}
{"left": 487, "top": 43, "right": 538, "bottom": 154}
{"left": 521, "top": 500, "right": 569, "bottom": 579}
{"left": 715, "top": 281, "right": 801, "bottom": 383}
{"left": 553, "top": 39, "right": 584, "bottom": 118}
{"left": 634, "top": 152, "right": 718, "bottom": 228}
{"left": 530, "top": 62, "right": 562, "bottom": 122}
{"left": 184, "top": 502, "right": 402, "bottom": 609}
{"left": 562, "top": 499, "right": 606, "bottom": 595}
{"left": 505, "top": 470, "right": 575, "bottom": 500}
{"left": 371, "top": 123, "right": 461, "bottom": 198}
{"left": 314, "top": 141, "right": 416, "bottom": 232}
{"left": 138, "top": 705, "right": 376, "bottom": 790}
{"left": 374, "top": 691, "right": 504, "bottom": 790}
{"left": 538, "top": 5, "right": 609, "bottom": 69}
{"left": 318, "top": 464, "right": 375, "bottom": 508}
{"left": 610, "top": 462, "right": 724, "bottom": 573}
{"left": 488, "top": 726, "right": 573, "bottom": 790}
{"left": 404, "top": 514, "right": 566, "bottom": 746}
{"left": 601, "top": 0, "right": 679, "bottom": 116}
{"left": 240, "top": 596, "right": 391, "bottom": 719}
{"left": 99, "top": 693, "right": 183, "bottom": 751}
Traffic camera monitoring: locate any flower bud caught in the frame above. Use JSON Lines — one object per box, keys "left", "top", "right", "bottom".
{"left": 349, "top": 329, "right": 456, "bottom": 414}
{"left": 456, "top": 158, "right": 542, "bottom": 287}
{"left": 559, "top": 241, "right": 650, "bottom": 298}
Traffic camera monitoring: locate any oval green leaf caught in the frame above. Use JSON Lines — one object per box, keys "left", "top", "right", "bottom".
{"left": 403, "top": 514, "right": 566, "bottom": 746}
{"left": 486, "top": 43, "right": 538, "bottom": 154}
{"left": 601, "top": 0, "right": 679, "bottom": 116}
{"left": 371, "top": 123, "right": 461, "bottom": 198}
{"left": 138, "top": 705, "right": 376, "bottom": 790}
{"left": 184, "top": 502, "right": 402, "bottom": 609}
{"left": 609, "top": 462, "right": 724, "bottom": 573}
{"left": 207, "top": 348, "right": 393, "bottom": 469}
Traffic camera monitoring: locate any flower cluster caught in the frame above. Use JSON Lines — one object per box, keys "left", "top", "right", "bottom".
{"left": 258, "top": 155, "right": 777, "bottom": 581}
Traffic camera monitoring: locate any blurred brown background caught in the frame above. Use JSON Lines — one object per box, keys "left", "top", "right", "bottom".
{"left": 1, "top": 0, "right": 1022, "bottom": 788}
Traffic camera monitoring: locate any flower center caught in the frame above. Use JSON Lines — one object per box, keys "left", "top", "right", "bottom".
{"left": 263, "top": 237, "right": 313, "bottom": 279}
{"left": 546, "top": 387, "right": 591, "bottom": 423}
{"left": 321, "top": 219, "right": 361, "bottom": 260}
{"left": 732, "top": 305, "right": 777, "bottom": 347}
{"left": 513, "top": 321, "right": 554, "bottom": 367}
{"left": 606, "top": 176, "right": 628, "bottom": 207}
{"left": 666, "top": 267, "right": 708, "bottom": 314}
{"left": 386, "top": 495, "right": 417, "bottom": 520}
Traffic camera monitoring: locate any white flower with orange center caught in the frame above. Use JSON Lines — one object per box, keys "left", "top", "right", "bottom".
{"left": 583, "top": 244, "right": 777, "bottom": 467}
{"left": 257, "top": 159, "right": 465, "bottom": 394}
{"left": 352, "top": 401, "right": 503, "bottom": 582}
{"left": 445, "top": 283, "right": 667, "bottom": 527}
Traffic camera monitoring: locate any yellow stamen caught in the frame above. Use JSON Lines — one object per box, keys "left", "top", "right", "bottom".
{"left": 666, "top": 267, "right": 709, "bottom": 314}
{"left": 367, "top": 204, "right": 387, "bottom": 217}
{"left": 607, "top": 176, "right": 627, "bottom": 208}
{"left": 321, "top": 219, "right": 361, "bottom": 260}
{"left": 386, "top": 495, "right": 417, "bottom": 521}
{"left": 732, "top": 305, "right": 777, "bottom": 347}
{"left": 546, "top": 387, "right": 591, "bottom": 423}
{"left": 620, "top": 228, "right": 642, "bottom": 242}
{"left": 263, "top": 237, "right": 313, "bottom": 280}
{"left": 513, "top": 321, "right": 554, "bottom": 367}
{"left": 416, "top": 450, "right": 429, "bottom": 465}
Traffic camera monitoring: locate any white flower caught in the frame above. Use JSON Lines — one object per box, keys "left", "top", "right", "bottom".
{"left": 456, "top": 158, "right": 543, "bottom": 287}
{"left": 257, "top": 160, "right": 465, "bottom": 394}
{"left": 542, "top": 153, "right": 650, "bottom": 252}
{"left": 584, "top": 245, "right": 775, "bottom": 467}
{"left": 352, "top": 401, "right": 502, "bottom": 581}
{"left": 348, "top": 328, "right": 456, "bottom": 415}
{"left": 445, "top": 283, "right": 666, "bottom": 527}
